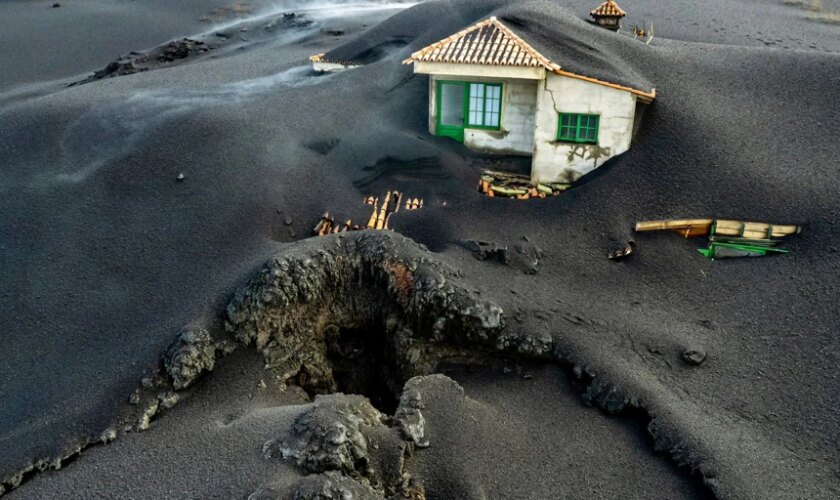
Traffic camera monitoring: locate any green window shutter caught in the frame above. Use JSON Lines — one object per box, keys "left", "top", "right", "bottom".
{"left": 557, "top": 113, "right": 600, "bottom": 144}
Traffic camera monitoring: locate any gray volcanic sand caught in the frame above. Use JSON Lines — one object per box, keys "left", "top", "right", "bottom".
{"left": 10, "top": 355, "right": 711, "bottom": 499}
{"left": 0, "top": 0, "right": 246, "bottom": 91}
{"left": 411, "top": 362, "right": 711, "bottom": 499}
{"left": 1, "top": 0, "right": 839, "bottom": 498}
{"left": 8, "top": 349, "right": 311, "bottom": 499}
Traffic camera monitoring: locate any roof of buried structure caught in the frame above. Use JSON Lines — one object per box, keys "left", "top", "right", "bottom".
{"left": 401, "top": 17, "right": 560, "bottom": 70}
{"left": 402, "top": 16, "right": 655, "bottom": 102}
{"left": 591, "top": 1, "right": 627, "bottom": 18}
{"left": 309, "top": 53, "right": 361, "bottom": 71}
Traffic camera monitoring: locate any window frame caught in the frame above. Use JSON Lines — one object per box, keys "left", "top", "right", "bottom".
{"left": 466, "top": 82, "right": 503, "bottom": 131}
{"left": 557, "top": 113, "right": 600, "bottom": 144}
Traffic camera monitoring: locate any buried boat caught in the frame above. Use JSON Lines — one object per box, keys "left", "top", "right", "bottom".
{"left": 635, "top": 218, "right": 803, "bottom": 259}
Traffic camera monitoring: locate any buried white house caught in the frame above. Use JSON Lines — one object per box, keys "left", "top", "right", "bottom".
{"left": 401, "top": 16, "right": 656, "bottom": 184}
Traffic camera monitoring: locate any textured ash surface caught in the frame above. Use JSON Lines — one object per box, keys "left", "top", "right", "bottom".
{"left": 1, "top": 0, "right": 839, "bottom": 498}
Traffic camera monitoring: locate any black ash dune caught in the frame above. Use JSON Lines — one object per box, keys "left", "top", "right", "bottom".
{"left": 1, "top": 0, "right": 839, "bottom": 498}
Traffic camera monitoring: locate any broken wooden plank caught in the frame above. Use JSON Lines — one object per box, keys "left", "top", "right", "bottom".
{"left": 490, "top": 185, "right": 529, "bottom": 196}
{"left": 480, "top": 170, "right": 571, "bottom": 199}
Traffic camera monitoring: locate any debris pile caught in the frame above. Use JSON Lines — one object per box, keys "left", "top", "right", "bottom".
{"left": 478, "top": 171, "right": 570, "bottom": 199}
{"left": 460, "top": 237, "right": 544, "bottom": 274}
{"left": 607, "top": 240, "right": 635, "bottom": 261}
{"left": 314, "top": 215, "right": 358, "bottom": 236}
{"left": 259, "top": 389, "right": 429, "bottom": 499}
{"left": 635, "top": 219, "right": 802, "bottom": 259}
{"left": 314, "top": 191, "right": 424, "bottom": 236}
{"left": 157, "top": 39, "right": 207, "bottom": 63}
{"left": 71, "top": 38, "right": 210, "bottom": 86}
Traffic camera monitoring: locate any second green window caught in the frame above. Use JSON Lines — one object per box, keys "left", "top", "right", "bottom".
{"left": 558, "top": 113, "right": 600, "bottom": 144}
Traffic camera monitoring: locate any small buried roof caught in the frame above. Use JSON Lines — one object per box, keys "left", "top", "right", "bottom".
{"left": 403, "top": 16, "right": 655, "bottom": 102}
{"left": 309, "top": 53, "right": 359, "bottom": 67}
{"left": 591, "top": 1, "right": 627, "bottom": 18}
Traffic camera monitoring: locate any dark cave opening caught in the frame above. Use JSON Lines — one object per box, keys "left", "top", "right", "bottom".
{"left": 324, "top": 324, "right": 405, "bottom": 415}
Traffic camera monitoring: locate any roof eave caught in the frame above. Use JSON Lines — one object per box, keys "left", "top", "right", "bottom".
{"left": 554, "top": 69, "right": 656, "bottom": 102}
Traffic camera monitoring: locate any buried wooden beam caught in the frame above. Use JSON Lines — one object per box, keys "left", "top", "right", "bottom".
{"left": 394, "top": 192, "right": 403, "bottom": 213}
{"left": 313, "top": 212, "right": 329, "bottom": 234}
{"left": 315, "top": 189, "right": 427, "bottom": 237}
{"left": 376, "top": 207, "right": 387, "bottom": 230}
{"left": 366, "top": 206, "right": 378, "bottom": 229}
{"left": 636, "top": 219, "right": 802, "bottom": 239}
{"left": 634, "top": 219, "right": 715, "bottom": 236}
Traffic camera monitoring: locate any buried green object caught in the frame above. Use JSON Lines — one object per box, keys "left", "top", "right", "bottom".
{"left": 698, "top": 242, "right": 790, "bottom": 260}
{"left": 635, "top": 218, "right": 801, "bottom": 260}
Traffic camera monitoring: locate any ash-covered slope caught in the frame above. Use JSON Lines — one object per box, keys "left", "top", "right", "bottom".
{"left": 1, "top": 0, "right": 839, "bottom": 498}
{"left": 0, "top": 0, "right": 253, "bottom": 92}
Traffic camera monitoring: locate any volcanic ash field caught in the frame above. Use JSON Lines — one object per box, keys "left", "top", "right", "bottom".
{"left": 1, "top": 0, "right": 839, "bottom": 499}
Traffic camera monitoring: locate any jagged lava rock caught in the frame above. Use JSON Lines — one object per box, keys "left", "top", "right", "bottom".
{"left": 163, "top": 328, "right": 216, "bottom": 390}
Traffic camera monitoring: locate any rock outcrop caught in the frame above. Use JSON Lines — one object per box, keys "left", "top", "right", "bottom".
{"left": 261, "top": 388, "right": 430, "bottom": 499}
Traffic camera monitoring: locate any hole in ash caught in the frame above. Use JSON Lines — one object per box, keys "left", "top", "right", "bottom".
{"left": 222, "top": 231, "right": 541, "bottom": 414}
{"left": 324, "top": 324, "right": 404, "bottom": 414}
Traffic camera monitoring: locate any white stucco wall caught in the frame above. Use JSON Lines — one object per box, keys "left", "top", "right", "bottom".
{"left": 429, "top": 75, "right": 538, "bottom": 156}
{"left": 531, "top": 73, "right": 637, "bottom": 183}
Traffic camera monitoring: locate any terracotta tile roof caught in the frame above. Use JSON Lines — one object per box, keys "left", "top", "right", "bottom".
{"left": 402, "top": 17, "right": 561, "bottom": 71}
{"left": 310, "top": 52, "right": 360, "bottom": 67}
{"left": 591, "top": 1, "right": 626, "bottom": 18}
